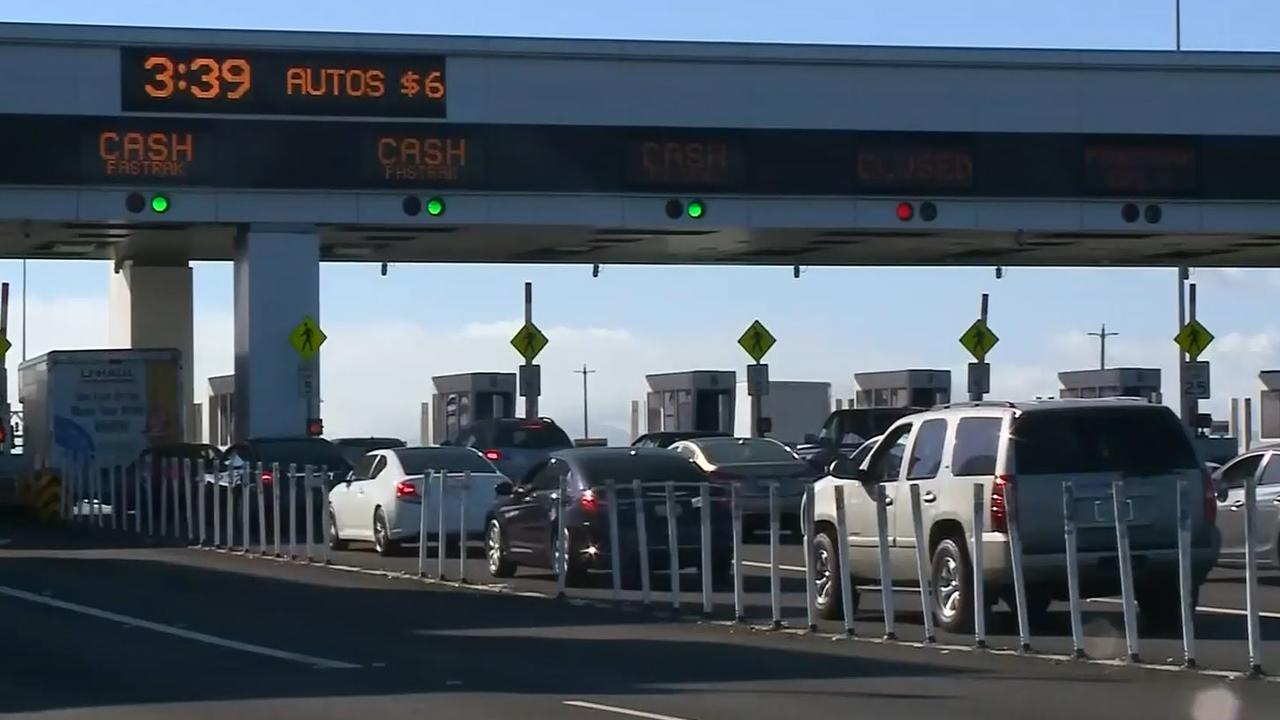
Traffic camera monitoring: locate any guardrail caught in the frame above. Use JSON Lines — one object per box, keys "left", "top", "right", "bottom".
{"left": 56, "top": 455, "right": 1275, "bottom": 678}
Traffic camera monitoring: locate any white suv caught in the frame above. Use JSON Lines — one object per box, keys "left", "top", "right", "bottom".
{"left": 810, "top": 399, "right": 1220, "bottom": 633}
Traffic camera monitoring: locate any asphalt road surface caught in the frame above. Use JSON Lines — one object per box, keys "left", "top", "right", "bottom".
{"left": 3, "top": 518, "right": 1280, "bottom": 720}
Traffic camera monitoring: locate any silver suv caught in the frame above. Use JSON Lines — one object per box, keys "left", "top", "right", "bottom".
{"left": 810, "top": 398, "right": 1219, "bottom": 633}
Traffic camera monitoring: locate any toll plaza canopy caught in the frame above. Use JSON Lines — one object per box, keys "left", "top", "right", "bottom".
{"left": 4, "top": 22, "right": 1280, "bottom": 267}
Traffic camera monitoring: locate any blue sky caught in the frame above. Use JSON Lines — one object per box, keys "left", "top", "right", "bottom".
{"left": 5, "top": 1, "right": 1280, "bottom": 444}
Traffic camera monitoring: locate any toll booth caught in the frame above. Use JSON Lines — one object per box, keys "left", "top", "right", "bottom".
{"left": 1058, "top": 368, "right": 1161, "bottom": 402}
{"left": 853, "top": 369, "right": 951, "bottom": 409}
{"left": 645, "top": 370, "right": 736, "bottom": 434}
{"left": 1258, "top": 370, "right": 1280, "bottom": 442}
{"left": 432, "top": 372, "right": 517, "bottom": 445}
{"left": 207, "top": 374, "right": 235, "bottom": 447}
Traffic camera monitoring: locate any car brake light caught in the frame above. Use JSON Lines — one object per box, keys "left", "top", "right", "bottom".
{"left": 396, "top": 479, "right": 420, "bottom": 499}
{"left": 580, "top": 488, "right": 598, "bottom": 512}
{"left": 990, "top": 473, "right": 1012, "bottom": 533}
{"left": 260, "top": 471, "right": 273, "bottom": 485}
{"left": 520, "top": 422, "right": 544, "bottom": 429}
{"left": 1201, "top": 468, "right": 1216, "bottom": 526}
{"left": 484, "top": 449, "right": 502, "bottom": 461}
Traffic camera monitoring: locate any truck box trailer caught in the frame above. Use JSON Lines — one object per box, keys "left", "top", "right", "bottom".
{"left": 18, "top": 349, "right": 184, "bottom": 493}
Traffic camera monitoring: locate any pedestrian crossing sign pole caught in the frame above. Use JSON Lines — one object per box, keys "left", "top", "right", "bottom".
{"left": 288, "top": 316, "right": 325, "bottom": 434}
{"left": 737, "top": 320, "right": 776, "bottom": 438}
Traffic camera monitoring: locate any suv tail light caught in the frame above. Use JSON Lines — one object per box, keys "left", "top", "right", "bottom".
{"left": 580, "top": 488, "right": 599, "bottom": 512}
{"left": 483, "top": 449, "right": 502, "bottom": 461}
{"left": 395, "top": 479, "right": 420, "bottom": 499}
{"left": 1201, "top": 468, "right": 1216, "bottom": 526}
{"left": 990, "top": 473, "right": 1012, "bottom": 533}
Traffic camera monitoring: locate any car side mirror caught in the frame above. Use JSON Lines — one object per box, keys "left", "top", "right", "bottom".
{"left": 827, "top": 456, "right": 865, "bottom": 481}
{"left": 803, "top": 433, "right": 819, "bottom": 445}
{"left": 494, "top": 480, "right": 513, "bottom": 496}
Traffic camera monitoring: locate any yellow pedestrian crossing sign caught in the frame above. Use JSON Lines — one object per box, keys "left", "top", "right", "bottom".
{"left": 1175, "top": 319, "right": 1215, "bottom": 361}
{"left": 0, "top": 332, "right": 10, "bottom": 359}
{"left": 288, "top": 316, "right": 326, "bottom": 360}
{"left": 959, "top": 319, "right": 999, "bottom": 362}
{"left": 738, "top": 320, "right": 777, "bottom": 363}
{"left": 511, "top": 322, "right": 548, "bottom": 363}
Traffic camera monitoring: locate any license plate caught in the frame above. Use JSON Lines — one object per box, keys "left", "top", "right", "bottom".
{"left": 654, "top": 503, "right": 682, "bottom": 518}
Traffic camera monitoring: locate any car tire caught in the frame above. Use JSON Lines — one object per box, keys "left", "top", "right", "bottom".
{"left": 931, "top": 536, "right": 974, "bottom": 634}
{"left": 555, "top": 527, "right": 590, "bottom": 587}
{"left": 327, "top": 506, "right": 348, "bottom": 551}
{"left": 813, "top": 524, "right": 858, "bottom": 621}
{"left": 372, "top": 508, "right": 400, "bottom": 557}
{"left": 486, "top": 519, "right": 517, "bottom": 578}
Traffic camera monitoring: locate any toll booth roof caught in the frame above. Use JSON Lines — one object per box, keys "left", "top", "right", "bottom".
{"left": 854, "top": 369, "right": 951, "bottom": 390}
{"left": 1057, "top": 368, "right": 1161, "bottom": 389}
{"left": 432, "top": 372, "right": 517, "bottom": 394}
{"left": 646, "top": 370, "right": 736, "bottom": 392}
{"left": 208, "top": 374, "right": 235, "bottom": 396}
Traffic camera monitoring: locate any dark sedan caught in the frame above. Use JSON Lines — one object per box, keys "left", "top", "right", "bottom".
{"left": 669, "top": 437, "right": 818, "bottom": 534}
{"left": 484, "top": 447, "right": 733, "bottom": 586}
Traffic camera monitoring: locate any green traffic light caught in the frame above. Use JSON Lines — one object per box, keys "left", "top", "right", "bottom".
{"left": 150, "top": 194, "right": 170, "bottom": 214}
{"left": 425, "top": 197, "right": 445, "bottom": 216}
{"left": 686, "top": 200, "right": 705, "bottom": 219}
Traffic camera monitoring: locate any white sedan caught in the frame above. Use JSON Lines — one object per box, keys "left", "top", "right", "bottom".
{"left": 327, "top": 446, "right": 508, "bottom": 556}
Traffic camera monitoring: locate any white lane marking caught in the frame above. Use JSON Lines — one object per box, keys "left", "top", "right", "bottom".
{"left": 0, "top": 585, "right": 360, "bottom": 669}
{"left": 1085, "top": 596, "right": 1280, "bottom": 620}
{"left": 564, "top": 700, "right": 694, "bottom": 720}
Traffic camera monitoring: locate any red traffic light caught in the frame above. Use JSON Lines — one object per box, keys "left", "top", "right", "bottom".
{"left": 306, "top": 418, "right": 324, "bottom": 437}
{"left": 895, "top": 202, "right": 914, "bottom": 221}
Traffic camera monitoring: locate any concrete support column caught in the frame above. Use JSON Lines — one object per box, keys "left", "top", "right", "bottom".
{"left": 109, "top": 262, "right": 195, "bottom": 439}
{"left": 233, "top": 227, "right": 320, "bottom": 440}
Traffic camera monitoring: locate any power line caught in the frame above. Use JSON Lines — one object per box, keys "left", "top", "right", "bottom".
{"left": 1087, "top": 323, "right": 1119, "bottom": 370}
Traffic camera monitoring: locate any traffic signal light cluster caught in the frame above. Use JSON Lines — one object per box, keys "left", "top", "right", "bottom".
{"left": 665, "top": 198, "right": 706, "bottom": 220}
{"left": 895, "top": 201, "right": 938, "bottom": 222}
{"left": 1121, "top": 203, "right": 1162, "bottom": 224}
{"left": 402, "top": 195, "right": 447, "bottom": 217}
{"left": 125, "top": 192, "right": 171, "bottom": 215}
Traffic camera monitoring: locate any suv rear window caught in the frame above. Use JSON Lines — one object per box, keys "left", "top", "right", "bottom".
{"left": 1012, "top": 406, "right": 1198, "bottom": 475}
{"left": 493, "top": 422, "right": 573, "bottom": 450}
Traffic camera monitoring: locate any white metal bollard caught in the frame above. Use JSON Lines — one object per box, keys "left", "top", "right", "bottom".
{"left": 875, "top": 483, "right": 896, "bottom": 640}
{"left": 239, "top": 464, "right": 250, "bottom": 553}
{"left": 909, "top": 484, "right": 937, "bottom": 644}
{"left": 196, "top": 460, "right": 207, "bottom": 545}
{"left": 226, "top": 466, "right": 236, "bottom": 551}
{"left": 1112, "top": 479, "right": 1141, "bottom": 663}
{"left": 1175, "top": 477, "right": 1198, "bottom": 669}
{"left": 458, "top": 470, "right": 470, "bottom": 583}
{"left": 1006, "top": 478, "right": 1032, "bottom": 652}
{"left": 834, "top": 483, "right": 856, "bottom": 637}
{"left": 112, "top": 466, "right": 121, "bottom": 531}
{"left": 730, "top": 482, "right": 743, "bottom": 622}
{"left": 256, "top": 463, "right": 268, "bottom": 555}
{"left": 971, "top": 482, "right": 987, "bottom": 648}
{"left": 305, "top": 465, "right": 316, "bottom": 563}
{"left": 158, "top": 464, "right": 167, "bottom": 535}
{"left": 555, "top": 472, "right": 568, "bottom": 598}
{"left": 1244, "top": 451, "right": 1269, "bottom": 676}
{"left": 288, "top": 463, "right": 298, "bottom": 559}
{"left": 272, "top": 462, "right": 282, "bottom": 557}
{"left": 437, "top": 471, "right": 447, "bottom": 580}
{"left": 183, "top": 458, "right": 194, "bottom": 543}
{"left": 1062, "top": 481, "right": 1085, "bottom": 659}
{"left": 133, "top": 466, "right": 143, "bottom": 534}
{"left": 320, "top": 467, "right": 332, "bottom": 565}
{"left": 802, "top": 483, "right": 818, "bottom": 632}
{"left": 665, "top": 481, "right": 680, "bottom": 613}
{"left": 170, "top": 458, "right": 181, "bottom": 537}
{"left": 768, "top": 482, "right": 782, "bottom": 629}
{"left": 633, "top": 478, "right": 652, "bottom": 608}
{"left": 212, "top": 466, "right": 221, "bottom": 547}
{"left": 700, "top": 482, "right": 714, "bottom": 618}
{"left": 607, "top": 479, "right": 623, "bottom": 604}
{"left": 417, "top": 472, "right": 429, "bottom": 577}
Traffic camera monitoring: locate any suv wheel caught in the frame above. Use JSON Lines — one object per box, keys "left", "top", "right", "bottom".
{"left": 813, "top": 525, "right": 858, "bottom": 621}
{"left": 931, "top": 537, "right": 973, "bottom": 634}
{"left": 486, "top": 519, "right": 517, "bottom": 578}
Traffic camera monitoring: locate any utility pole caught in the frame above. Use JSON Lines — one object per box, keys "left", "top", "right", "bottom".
{"left": 574, "top": 364, "right": 595, "bottom": 439}
{"left": 1087, "top": 323, "right": 1119, "bottom": 370}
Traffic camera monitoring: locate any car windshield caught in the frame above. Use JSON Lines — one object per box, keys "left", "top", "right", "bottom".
{"left": 1012, "top": 407, "right": 1198, "bottom": 475}
{"left": 697, "top": 438, "right": 798, "bottom": 465}
{"left": 493, "top": 422, "right": 573, "bottom": 450}
{"left": 252, "top": 440, "right": 351, "bottom": 473}
{"left": 579, "top": 455, "right": 708, "bottom": 486}
{"left": 396, "top": 448, "right": 497, "bottom": 475}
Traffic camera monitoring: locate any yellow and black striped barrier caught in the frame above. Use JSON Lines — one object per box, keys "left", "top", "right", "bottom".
{"left": 28, "top": 473, "right": 62, "bottom": 524}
